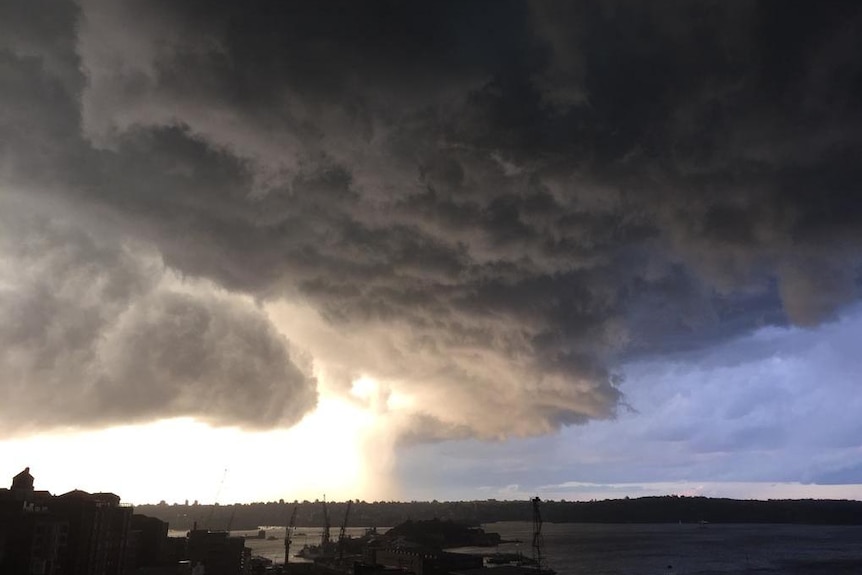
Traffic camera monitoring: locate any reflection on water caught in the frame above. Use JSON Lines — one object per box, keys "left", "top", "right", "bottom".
{"left": 169, "top": 527, "right": 380, "bottom": 565}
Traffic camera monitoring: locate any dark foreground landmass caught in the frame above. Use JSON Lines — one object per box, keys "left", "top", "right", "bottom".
{"left": 135, "top": 496, "right": 862, "bottom": 531}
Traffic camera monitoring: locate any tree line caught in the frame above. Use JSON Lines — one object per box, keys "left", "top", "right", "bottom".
{"left": 134, "top": 496, "right": 862, "bottom": 531}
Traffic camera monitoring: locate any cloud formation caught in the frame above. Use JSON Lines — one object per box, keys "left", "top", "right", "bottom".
{"left": 1, "top": 1, "right": 861, "bottom": 439}
{"left": 394, "top": 307, "right": 862, "bottom": 497}
{"left": 0, "top": 196, "right": 316, "bottom": 434}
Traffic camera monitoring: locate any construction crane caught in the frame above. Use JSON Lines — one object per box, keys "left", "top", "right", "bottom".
{"left": 532, "top": 496, "right": 545, "bottom": 570}
{"left": 203, "top": 467, "right": 229, "bottom": 530}
{"left": 225, "top": 504, "right": 238, "bottom": 533}
{"left": 320, "top": 496, "right": 331, "bottom": 548}
{"left": 338, "top": 500, "right": 353, "bottom": 561}
{"left": 284, "top": 505, "right": 298, "bottom": 565}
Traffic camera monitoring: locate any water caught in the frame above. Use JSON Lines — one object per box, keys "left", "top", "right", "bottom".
{"left": 221, "top": 523, "right": 862, "bottom": 574}
{"left": 471, "top": 522, "right": 862, "bottom": 575}
{"left": 210, "top": 526, "right": 376, "bottom": 565}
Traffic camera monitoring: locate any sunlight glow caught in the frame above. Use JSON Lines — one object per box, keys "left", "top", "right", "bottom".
{"left": 0, "top": 394, "right": 382, "bottom": 504}
{"left": 386, "top": 391, "right": 414, "bottom": 411}
{"left": 350, "top": 376, "right": 378, "bottom": 401}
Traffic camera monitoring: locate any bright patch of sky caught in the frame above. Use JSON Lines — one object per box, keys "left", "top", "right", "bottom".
{"left": 393, "top": 306, "right": 862, "bottom": 501}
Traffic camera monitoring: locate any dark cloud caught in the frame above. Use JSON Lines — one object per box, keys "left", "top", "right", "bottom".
{"left": 1, "top": 0, "right": 861, "bottom": 438}
{"left": 0, "top": 196, "right": 316, "bottom": 435}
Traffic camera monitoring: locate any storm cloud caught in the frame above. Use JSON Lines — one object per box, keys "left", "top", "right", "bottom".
{"left": 0, "top": 195, "right": 316, "bottom": 434}
{"left": 1, "top": 1, "right": 861, "bottom": 439}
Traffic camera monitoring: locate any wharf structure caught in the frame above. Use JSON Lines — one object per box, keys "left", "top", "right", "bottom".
{"left": 357, "top": 547, "right": 483, "bottom": 575}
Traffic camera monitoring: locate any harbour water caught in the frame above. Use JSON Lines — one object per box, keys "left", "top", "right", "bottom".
{"left": 230, "top": 522, "right": 862, "bottom": 574}
{"left": 203, "top": 526, "right": 372, "bottom": 565}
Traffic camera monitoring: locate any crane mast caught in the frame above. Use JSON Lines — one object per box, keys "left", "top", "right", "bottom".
{"left": 203, "top": 467, "right": 228, "bottom": 530}
{"left": 338, "top": 500, "right": 352, "bottom": 561}
{"left": 284, "top": 505, "right": 298, "bottom": 565}
{"left": 321, "top": 496, "right": 331, "bottom": 548}
{"left": 532, "top": 496, "right": 545, "bottom": 570}
{"left": 225, "top": 504, "right": 237, "bottom": 533}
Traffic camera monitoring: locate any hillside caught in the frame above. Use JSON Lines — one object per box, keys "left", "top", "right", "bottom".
{"left": 134, "top": 496, "right": 862, "bottom": 531}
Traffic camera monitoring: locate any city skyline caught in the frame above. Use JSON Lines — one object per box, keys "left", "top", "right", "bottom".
{"left": 2, "top": 1, "right": 862, "bottom": 504}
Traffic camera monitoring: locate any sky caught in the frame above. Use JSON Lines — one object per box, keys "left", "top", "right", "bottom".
{"left": 1, "top": 1, "right": 861, "bottom": 505}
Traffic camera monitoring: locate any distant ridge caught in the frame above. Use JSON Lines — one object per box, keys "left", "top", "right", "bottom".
{"left": 135, "top": 496, "right": 862, "bottom": 531}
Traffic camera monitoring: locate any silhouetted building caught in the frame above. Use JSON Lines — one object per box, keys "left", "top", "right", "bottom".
{"left": 12, "top": 467, "right": 36, "bottom": 493}
{"left": 50, "top": 490, "right": 132, "bottom": 575}
{"left": 0, "top": 497, "right": 68, "bottom": 575}
{"left": 0, "top": 469, "right": 132, "bottom": 575}
{"left": 187, "top": 530, "right": 250, "bottom": 575}
{"left": 126, "top": 528, "right": 192, "bottom": 575}
{"left": 2, "top": 469, "right": 259, "bottom": 575}
{"left": 162, "top": 537, "right": 189, "bottom": 567}
{"left": 1, "top": 468, "right": 68, "bottom": 575}
{"left": 2, "top": 467, "right": 53, "bottom": 503}
{"left": 128, "top": 514, "right": 169, "bottom": 566}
